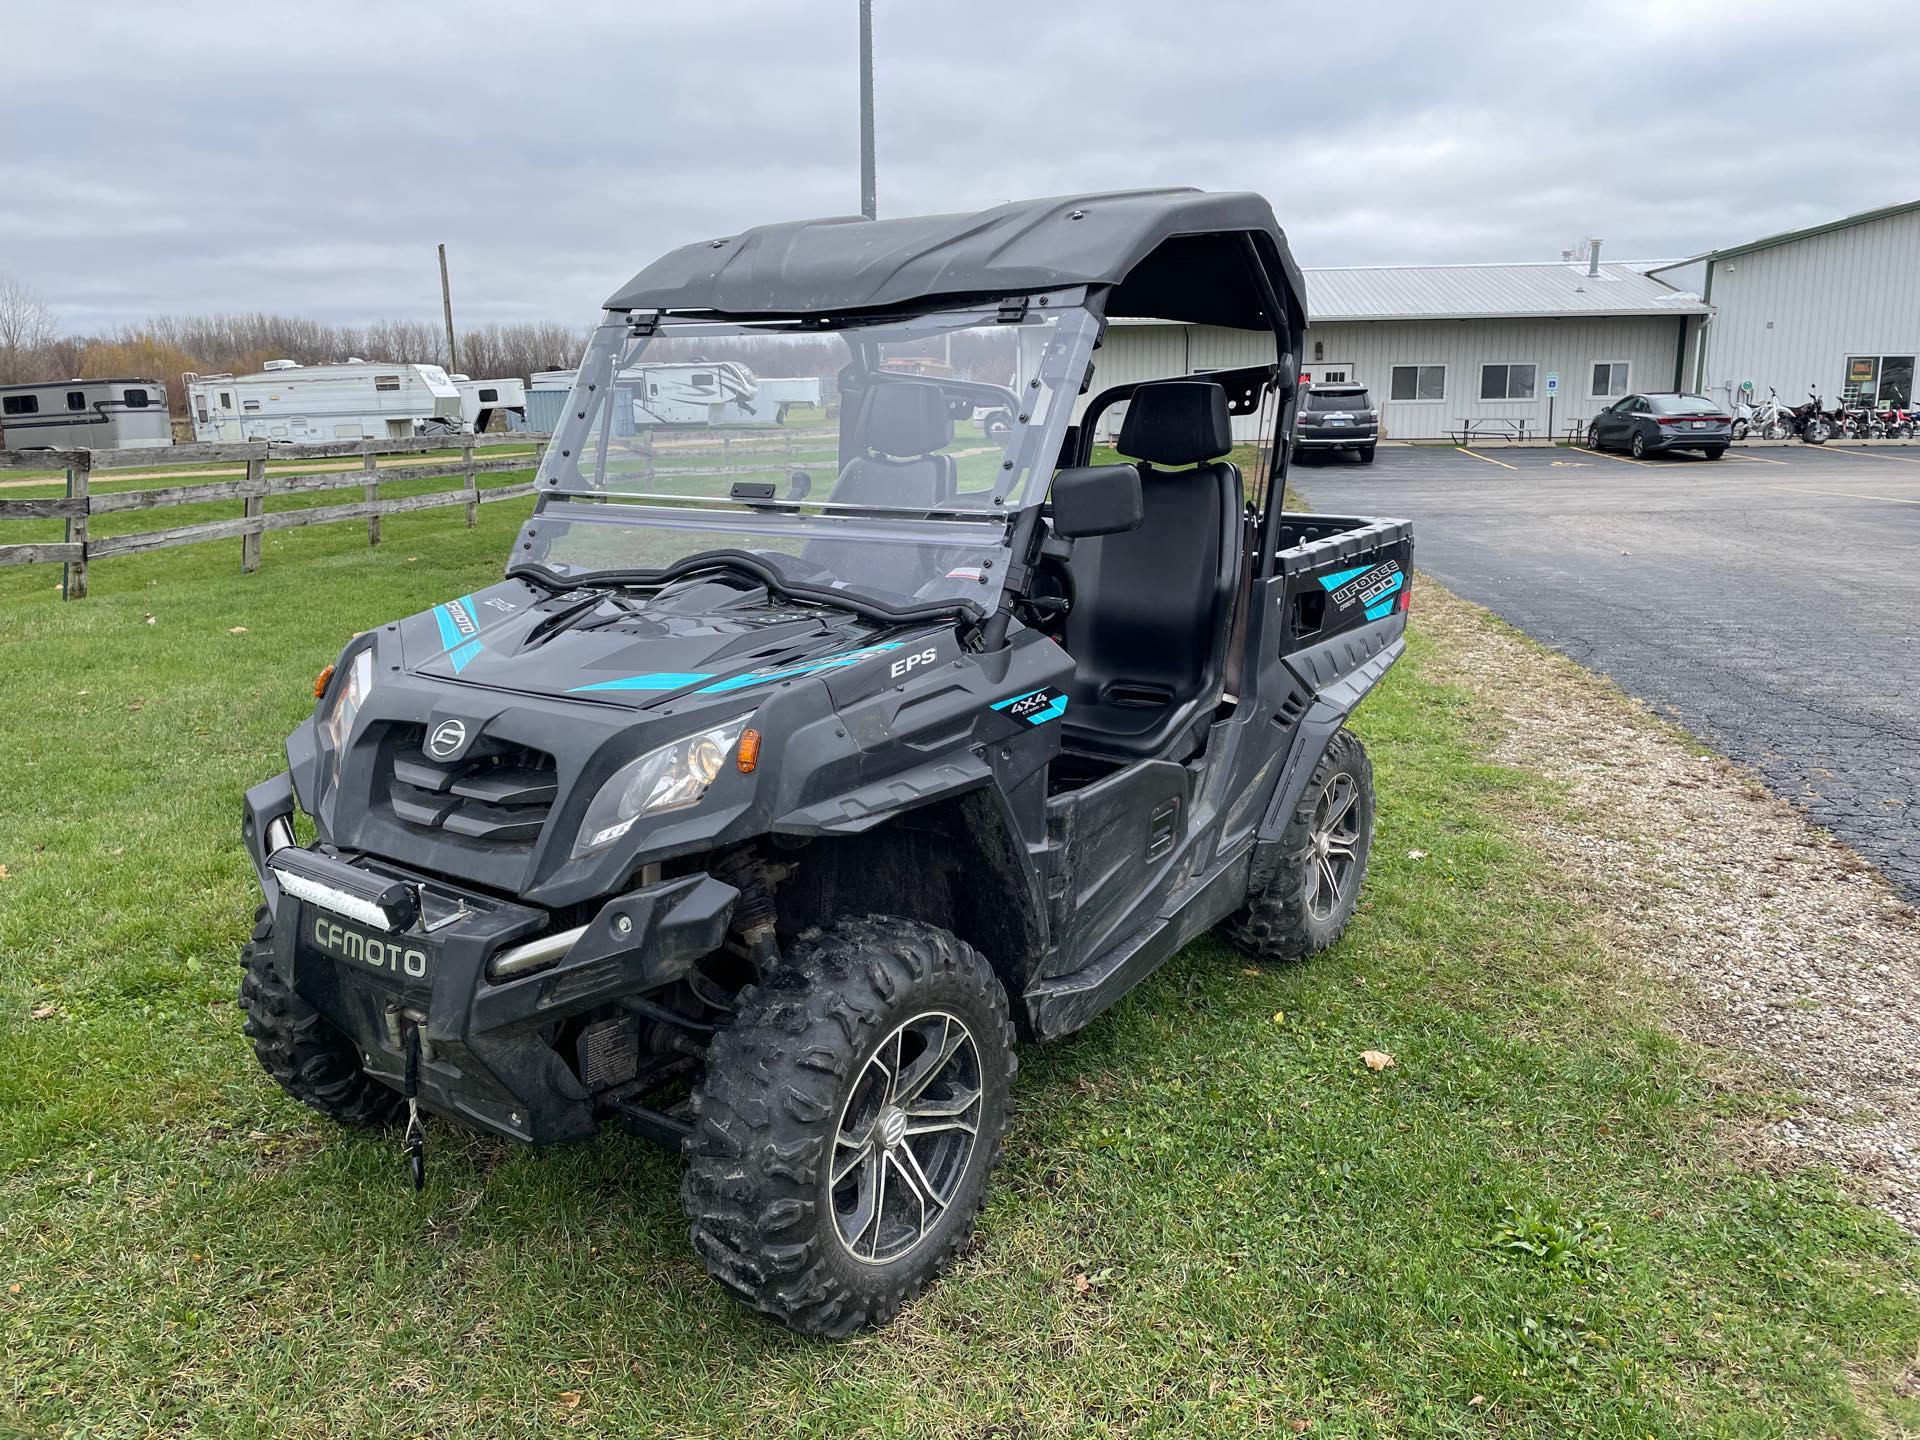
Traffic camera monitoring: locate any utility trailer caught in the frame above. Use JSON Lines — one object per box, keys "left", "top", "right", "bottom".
{"left": 185, "top": 360, "right": 463, "bottom": 443}
{"left": 0, "top": 377, "right": 172, "bottom": 451}
{"left": 449, "top": 376, "right": 528, "bottom": 434}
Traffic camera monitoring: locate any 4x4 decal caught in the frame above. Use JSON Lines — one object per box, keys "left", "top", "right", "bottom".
{"left": 992, "top": 686, "right": 1069, "bottom": 725}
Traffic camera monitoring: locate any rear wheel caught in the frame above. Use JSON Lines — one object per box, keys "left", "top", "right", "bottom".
{"left": 239, "top": 907, "right": 400, "bottom": 1128}
{"left": 1703, "top": 446, "right": 1726, "bottom": 460}
{"left": 1629, "top": 431, "right": 1649, "bottom": 460}
{"left": 1357, "top": 444, "right": 1376, "bottom": 465}
{"left": 1221, "top": 729, "right": 1374, "bottom": 963}
{"left": 681, "top": 915, "right": 1015, "bottom": 1337}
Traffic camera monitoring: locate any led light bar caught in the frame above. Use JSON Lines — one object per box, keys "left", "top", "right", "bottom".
{"left": 268, "top": 848, "right": 420, "bottom": 932}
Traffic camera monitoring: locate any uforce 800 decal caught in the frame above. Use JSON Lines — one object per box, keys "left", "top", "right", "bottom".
{"left": 1318, "top": 558, "right": 1406, "bottom": 621}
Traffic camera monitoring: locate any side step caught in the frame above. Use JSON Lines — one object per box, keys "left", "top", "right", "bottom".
{"left": 1024, "top": 845, "right": 1252, "bottom": 1040}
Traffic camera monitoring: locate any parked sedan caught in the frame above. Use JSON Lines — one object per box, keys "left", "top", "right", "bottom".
{"left": 1296, "top": 383, "right": 1378, "bottom": 462}
{"left": 1587, "top": 392, "right": 1733, "bottom": 459}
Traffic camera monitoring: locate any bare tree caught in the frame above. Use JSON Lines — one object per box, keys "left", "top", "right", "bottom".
{"left": 0, "top": 274, "right": 59, "bottom": 384}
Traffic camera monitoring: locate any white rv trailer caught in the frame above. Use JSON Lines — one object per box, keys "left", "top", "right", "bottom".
{"left": 0, "top": 377, "right": 173, "bottom": 451}
{"left": 183, "top": 360, "right": 462, "bottom": 443}
{"left": 526, "top": 361, "right": 822, "bottom": 429}
{"left": 449, "top": 375, "right": 528, "bottom": 433}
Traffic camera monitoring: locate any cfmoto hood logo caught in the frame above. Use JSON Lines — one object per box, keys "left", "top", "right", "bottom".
{"left": 428, "top": 719, "right": 467, "bottom": 759}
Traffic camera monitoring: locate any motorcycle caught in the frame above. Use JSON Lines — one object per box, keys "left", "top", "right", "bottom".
{"left": 1793, "top": 387, "right": 1833, "bottom": 444}
{"left": 1742, "top": 387, "right": 1795, "bottom": 440}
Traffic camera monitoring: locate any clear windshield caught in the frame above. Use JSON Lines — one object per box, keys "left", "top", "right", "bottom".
{"left": 519, "top": 295, "right": 1099, "bottom": 613}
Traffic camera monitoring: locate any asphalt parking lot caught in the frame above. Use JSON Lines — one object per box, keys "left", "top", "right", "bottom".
{"left": 1295, "top": 440, "right": 1920, "bottom": 899}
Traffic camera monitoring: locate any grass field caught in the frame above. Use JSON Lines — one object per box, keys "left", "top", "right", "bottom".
{"left": 1, "top": 489, "right": 1917, "bottom": 1438}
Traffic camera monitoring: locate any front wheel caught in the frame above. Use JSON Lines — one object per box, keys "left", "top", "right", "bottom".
{"left": 239, "top": 908, "right": 401, "bottom": 1128}
{"left": 681, "top": 916, "right": 1015, "bottom": 1337}
{"left": 1586, "top": 424, "right": 1603, "bottom": 450}
{"left": 1803, "top": 419, "right": 1830, "bottom": 445}
{"left": 1221, "top": 729, "right": 1375, "bottom": 963}
{"left": 1732, "top": 419, "right": 1749, "bottom": 440}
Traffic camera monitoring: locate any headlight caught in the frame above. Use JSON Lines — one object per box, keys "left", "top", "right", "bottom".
{"left": 573, "top": 717, "right": 749, "bottom": 857}
{"left": 320, "top": 649, "right": 375, "bottom": 753}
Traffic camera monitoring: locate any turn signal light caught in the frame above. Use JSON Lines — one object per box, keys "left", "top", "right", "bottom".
{"left": 736, "top": 728, "right": 762, "bottom": 773}
{"left": 313, "top": 663, "right": 334, "bottom": 698}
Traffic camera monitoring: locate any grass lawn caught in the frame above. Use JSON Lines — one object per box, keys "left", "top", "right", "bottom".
{"left": 1, "top": 498, "right": 1917, "bottom": 1439}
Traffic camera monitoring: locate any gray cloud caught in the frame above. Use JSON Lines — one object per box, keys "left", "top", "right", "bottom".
{"left": 2, "top": 0, "right": 1915, "bottom": 334}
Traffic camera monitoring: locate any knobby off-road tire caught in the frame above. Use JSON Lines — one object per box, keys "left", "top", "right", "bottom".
{"left": 1221, "top": 728, "right": 1375, "bottom": 963}
{"left": 681, "top": 915, "right": 1016, "bottom": 1337}
{"left": 238, "top": 907, "right": 402, "bottom": 1128}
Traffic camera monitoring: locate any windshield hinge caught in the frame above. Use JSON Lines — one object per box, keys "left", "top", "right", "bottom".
{"left": 996, "top": 297, "right": 1031, "bottom": 324}
{"left": 627, "top": 311, "right": 661, "bottom": 338}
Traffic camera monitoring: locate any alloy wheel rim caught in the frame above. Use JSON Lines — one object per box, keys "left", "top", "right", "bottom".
{"left": 828, "top": 1010, "right": 983, "bottom": 1265}
{"left": 1305, "top": 771, "right": 1363, "bottom": 921}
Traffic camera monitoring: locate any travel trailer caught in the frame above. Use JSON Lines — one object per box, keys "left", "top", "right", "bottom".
{"left": 183, "top": 360, "right": 463, "bottom": 443}
{"left": 449, "top": 376, "right": 527, "bottom": 433}
{"left": 522, "top": 361, "right": 822, "bottom": 431}
{"left": 0, "top": 377, "right": 173, "bottom": 451}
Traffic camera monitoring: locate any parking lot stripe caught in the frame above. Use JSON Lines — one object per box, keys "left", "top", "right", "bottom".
{"left": 1453, "top": 446, "right": 1516, "bottom": 470}
{"left": 1824, "top": 447, "right": 1920, "bottom": 467}
{"left": 1578, "top": 446, "right": 1655, "bottom": 468}
{"left": 1728, "top": 452, "right": 1788, "bottom": 465}
{"left": 1776, "top": 484, "right": 1920, "bottom": 506}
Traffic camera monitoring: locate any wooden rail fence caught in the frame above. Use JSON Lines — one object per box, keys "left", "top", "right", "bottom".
{"left": 0, "top": 433, "right": 548, "bottom": 599}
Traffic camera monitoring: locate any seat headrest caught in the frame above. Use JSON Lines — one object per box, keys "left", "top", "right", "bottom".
{"left": 861, "top": 380, "right": 953, "bottom": 458}
{"left": 1117, "top": 381, "right": 1233, "bottom": 467}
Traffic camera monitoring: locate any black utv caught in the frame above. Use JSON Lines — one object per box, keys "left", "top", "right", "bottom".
{"left": 240, "top": 189, "right": 1412, "bottom": 1336}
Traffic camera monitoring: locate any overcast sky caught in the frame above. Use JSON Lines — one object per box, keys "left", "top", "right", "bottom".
{"left": 3, "top": 0, "right": 1916, "bottom": 335}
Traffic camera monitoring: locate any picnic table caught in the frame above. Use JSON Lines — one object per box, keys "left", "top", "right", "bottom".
{"left": 1450, "top": 417, "right": 1534, "bottom": 445}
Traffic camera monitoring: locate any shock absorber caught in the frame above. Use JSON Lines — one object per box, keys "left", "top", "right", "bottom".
{"left": 712, "top": 849, "right": 783, "bottom": 974}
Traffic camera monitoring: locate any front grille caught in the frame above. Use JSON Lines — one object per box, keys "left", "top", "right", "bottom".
{"left": 385, "top": 725, "right": 558, "bottom": 845}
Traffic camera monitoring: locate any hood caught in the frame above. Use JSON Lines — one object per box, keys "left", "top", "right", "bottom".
{"left": 399, "top": 576, "right": 920, "bottom": 710}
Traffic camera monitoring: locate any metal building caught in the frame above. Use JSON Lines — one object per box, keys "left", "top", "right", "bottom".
{"left": 1652, "top": 199, "right": 1920, "bottom": 412}
{"left": 1089, "top": 248, "right": 1709, "bottom": 442}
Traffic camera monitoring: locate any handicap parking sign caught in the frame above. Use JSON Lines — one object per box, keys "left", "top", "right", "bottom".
{"left": 1545, "top": 372, "right": 1559, "bottom": 395}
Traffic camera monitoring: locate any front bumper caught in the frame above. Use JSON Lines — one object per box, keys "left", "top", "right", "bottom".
{"left": 243, "top": 774, "right": 737, "bottom": 1144}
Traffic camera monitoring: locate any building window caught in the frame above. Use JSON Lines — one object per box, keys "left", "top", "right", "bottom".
{"left": 122, "top": 388, "right": 150, "bottom": 407}
{"left": 3, "top": 395, "right": 39, "bottom": 415}
{"left": 1847, "top": 354, "right": 1914, "bottom": 407}
{"left": 375, "top": 375, "right": 402, "bottom": 392}
{"left": 66, "top": 390, "right": 87, "bottom": 411}
{"left": 1480, "top": 363, "right": 1538, "bottom": 401}
{"left": 1591, "top": 362, "right": 1630, "bottom": 398}
{"left": 1390, "top": 364, "right": 1446, "bottom": 401}
{"left": 477, "top": 387, "right": 498, "bottom": 403}
{"left": 243, "top": 400, "right": 261, "bottom": 412}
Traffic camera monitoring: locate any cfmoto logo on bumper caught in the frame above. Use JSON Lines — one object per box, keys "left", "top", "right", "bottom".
{"left": 428, "top": 719, "right": 467, "bottom": 759}
{"left": 311, "top": 916, "right": 428, "bottom": 978}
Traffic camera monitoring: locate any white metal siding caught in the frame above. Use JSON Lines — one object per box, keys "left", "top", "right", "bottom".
{"left": 1693, "top": 207, "right": 1920, "bottom": 409}
{"left": 1303, "top": 316, "right": 1692, "bottom": 439}
{"left": 1078, "top": 324, "right": 1277, "bottom": 443}
{"left": 1092, "top": 316, "right": 1691, "bottom": 442}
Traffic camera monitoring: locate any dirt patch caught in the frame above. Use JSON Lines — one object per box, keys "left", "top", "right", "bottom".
{"left": 1417, "top": 582, "right": 1920, "bottom": 1234}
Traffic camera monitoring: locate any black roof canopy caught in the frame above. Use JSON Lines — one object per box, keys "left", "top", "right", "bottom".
{"left": 603, "top": 188, "right": 1306, "bottom": 334}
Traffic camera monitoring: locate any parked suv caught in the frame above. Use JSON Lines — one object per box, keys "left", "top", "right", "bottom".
{"left": 1296, "top": 384, "right": 1378, "bottom": 462}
